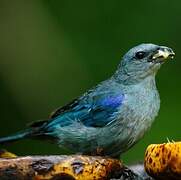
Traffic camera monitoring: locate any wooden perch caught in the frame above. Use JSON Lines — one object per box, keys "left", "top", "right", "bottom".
{"left": 0, "top": 155, "right": 132, "bottom": 180}
{"left": 1, "top": 141, "right": 181, "bottom": 179}
{"left": 0, "top": 149, "right": 150, "bottom": 179}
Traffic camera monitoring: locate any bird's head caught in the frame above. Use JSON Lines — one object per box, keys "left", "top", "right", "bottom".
{"left": 115, "top": 43, "right": 175, "bottom": 84}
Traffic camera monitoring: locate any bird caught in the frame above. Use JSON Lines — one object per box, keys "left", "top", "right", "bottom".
{"left": 0, "top": 43, "right": 175, "bottom": 158}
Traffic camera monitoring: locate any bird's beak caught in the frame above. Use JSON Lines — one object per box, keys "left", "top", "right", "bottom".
{"left": 151, "top": 47, "right": 175, "bottom": 62}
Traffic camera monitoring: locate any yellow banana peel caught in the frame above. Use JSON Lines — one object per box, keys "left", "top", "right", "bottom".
{"left": 145, "top": 142, "right": 181, "bottom": 179}
{"left": 0, "top": 149, "right": 17, "bottom": 158}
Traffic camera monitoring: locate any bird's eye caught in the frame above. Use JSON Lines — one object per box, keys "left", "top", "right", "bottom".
{"left": 135, "top": 51, "right": 146, "bottom": 59}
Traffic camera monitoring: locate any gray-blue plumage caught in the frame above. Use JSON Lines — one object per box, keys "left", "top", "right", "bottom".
{"left": 0, "top": 43, "right": 175, "bottom": 157}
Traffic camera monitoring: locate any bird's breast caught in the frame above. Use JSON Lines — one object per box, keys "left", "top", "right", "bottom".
{"left": 121, "top": 83, "right": 160, "bottom": 143}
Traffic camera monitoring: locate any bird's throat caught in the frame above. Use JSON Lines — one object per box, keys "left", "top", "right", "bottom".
{"left": 113, "top": 67, "right": 157, "bottom": 86}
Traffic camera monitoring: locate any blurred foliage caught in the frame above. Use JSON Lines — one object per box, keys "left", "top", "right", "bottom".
{"left": 0, "top": 0, "right": 180, "bottom": 163}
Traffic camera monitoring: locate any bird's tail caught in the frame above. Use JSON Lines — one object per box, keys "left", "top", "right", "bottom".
{"left": 0, "top": 128, "right": 37, "bottom": 144}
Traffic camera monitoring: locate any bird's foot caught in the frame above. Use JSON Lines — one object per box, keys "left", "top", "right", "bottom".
{"left": 110, "top": 166, "right": 147, "bottom": 180}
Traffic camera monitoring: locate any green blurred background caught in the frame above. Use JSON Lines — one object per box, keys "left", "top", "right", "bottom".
{"left": 0, "top": 0, "right": 180, "bottom": 164}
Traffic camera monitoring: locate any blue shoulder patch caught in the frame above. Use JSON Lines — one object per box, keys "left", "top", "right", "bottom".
{"left": 100, "top": 94, "right": 125, "bottom": 108}
{"left": 80, "top": 93, "right": 125, "bottom": 127}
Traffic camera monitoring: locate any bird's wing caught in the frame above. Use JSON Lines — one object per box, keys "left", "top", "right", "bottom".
{"left": 46, "top": 90, "right": 125, "bottom": 128}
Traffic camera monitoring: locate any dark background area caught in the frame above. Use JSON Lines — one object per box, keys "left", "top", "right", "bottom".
{"left": 0, "top": 0, "right": 180, "bottom": 163}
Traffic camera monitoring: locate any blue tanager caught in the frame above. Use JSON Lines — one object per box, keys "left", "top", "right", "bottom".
{"left": 0, "top": 43, "right": 175, "bottom": 158}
